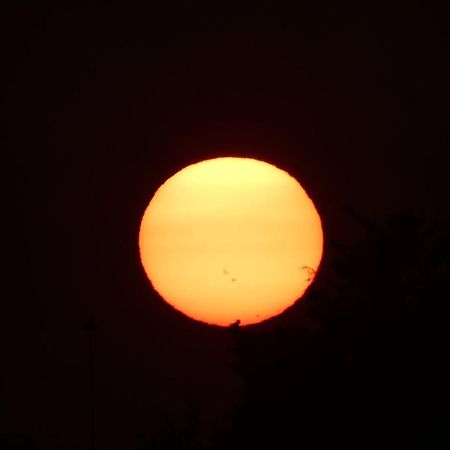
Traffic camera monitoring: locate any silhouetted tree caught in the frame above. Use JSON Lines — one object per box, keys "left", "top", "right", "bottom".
{"left": 214, "top": 210, "right": 450, "bottom": 450}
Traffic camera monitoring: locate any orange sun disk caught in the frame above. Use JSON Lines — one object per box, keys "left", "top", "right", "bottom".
{"left": 139, "top": 157, "right": 323, "bottom": 326}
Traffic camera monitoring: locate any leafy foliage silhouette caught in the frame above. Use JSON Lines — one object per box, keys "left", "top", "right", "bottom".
{"left": 213, "top": 210, "right": 449, "bottom": 449}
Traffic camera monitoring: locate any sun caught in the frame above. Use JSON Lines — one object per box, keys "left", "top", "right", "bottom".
{"left": 139, "top": 157, "right": 323, "bottom": 326}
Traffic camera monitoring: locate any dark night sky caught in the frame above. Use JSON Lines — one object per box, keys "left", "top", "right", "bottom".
{"left": 3, "top": 2, "right": 449, "bottom": 449}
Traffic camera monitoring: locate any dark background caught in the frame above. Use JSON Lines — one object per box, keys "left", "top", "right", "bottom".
{"left": 3, "top": 2, "right": 449, "bottom": 449}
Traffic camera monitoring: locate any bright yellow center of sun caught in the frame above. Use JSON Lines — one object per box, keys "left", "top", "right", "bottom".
{"left": 139, "top": 157, "right": 323, "bottom": 326}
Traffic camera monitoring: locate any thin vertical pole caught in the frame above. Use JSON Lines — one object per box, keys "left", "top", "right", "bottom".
{"left": 84, "top": 320, "right": 96, "bottom": 450}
